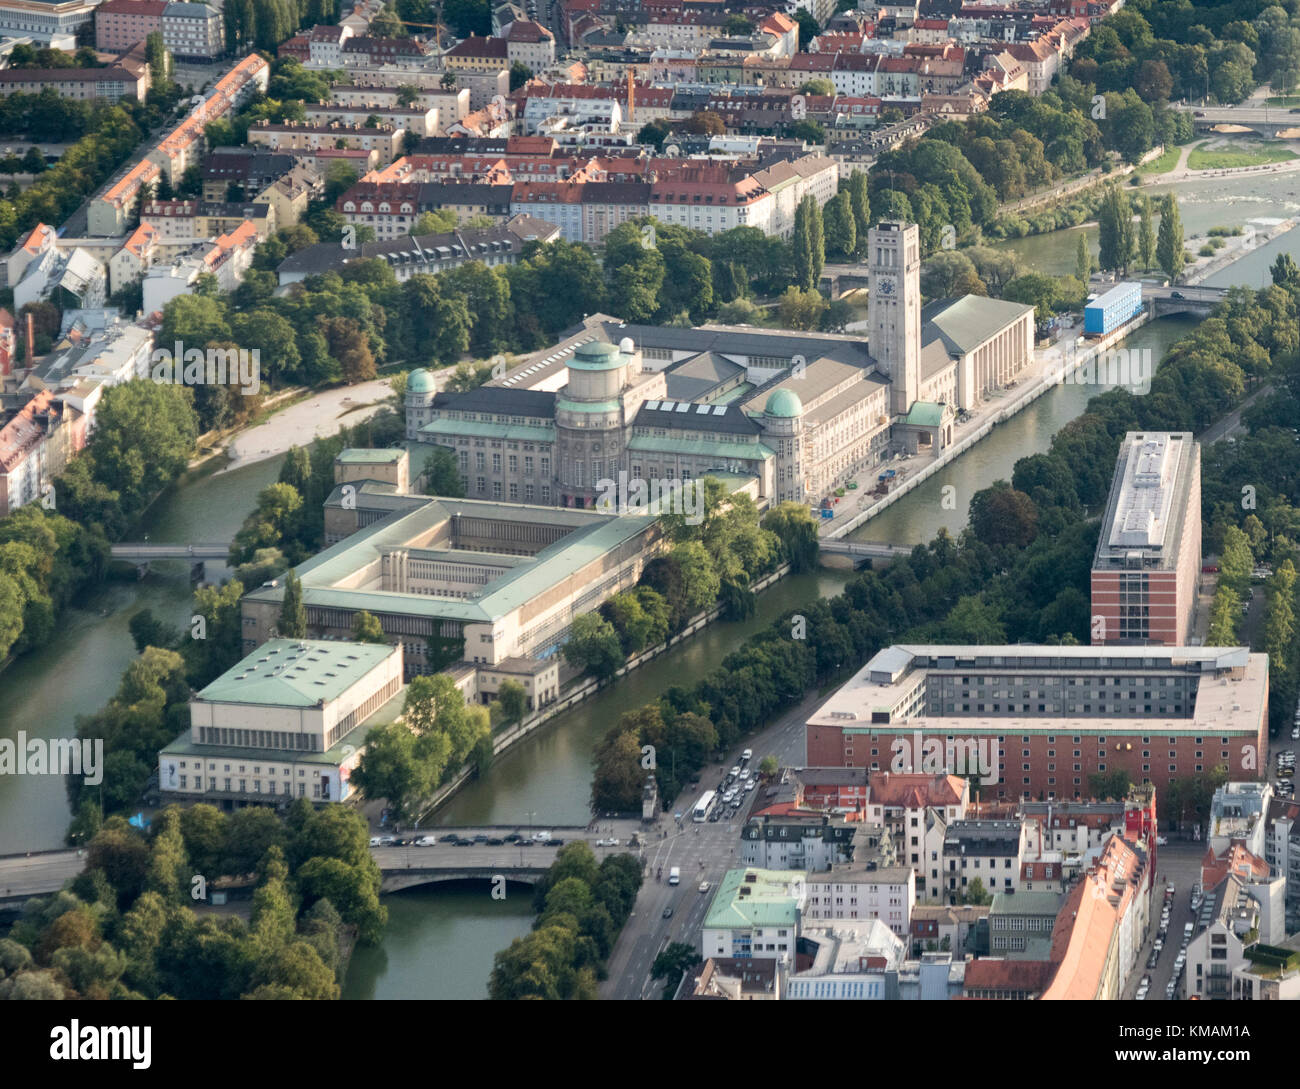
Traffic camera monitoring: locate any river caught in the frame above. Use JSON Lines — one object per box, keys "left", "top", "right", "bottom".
{"left": 0, "top": 455, "right": 282, "bottom": 856}
{"left": 7, "top": 159, "right": 1299, "bottom": 996}
{"left": 342, "top": 566, "right": 850, "bottom": 1000}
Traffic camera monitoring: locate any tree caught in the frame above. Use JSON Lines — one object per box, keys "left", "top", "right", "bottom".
{"left": 278, "top": 569, "right": 306, "bottom": 638}
{"left": 793, "top": 8, "right": 818, "bottom": 49}
{"left": 421, "top": 446, "right": 465, "bottom": 497}
{"left": 651, "top": 941, "right": 701, "bottom": 999}
{"left": 1272, "top": 252, "right": 1300, "bottom": 289}
{"left": 1002, "top": 272, "right": 1060, "bottom": 322}
{"left": 1137, "top": 195, "right": 1155, "bottom": 271}
{"left": 922, "top": 250, "right": 985, "bottom": 299}
{"left": 1097, "top": 187, "right": 1134, "bottom": 276}
{"left": 758, "top": 754, "right": 778, "bottom": 776}
{"left": 1075, "top": 231, "right": 1091, "bottom": 284}
{"left": 1156, "top": 193, "right": 1185, "bottom": 283}
{"left": 370, "top": 7, "right": 405, "bottom": 37}
{"left": 969, "top": 482, "right": 1038, "bottom": 548}
{"left": 962, "top": 877, "right": 992, "bottom": 906}
{"left": 497, "top": 678, "right": 527, "bottom": 724}
{"left": 762, "top": 502, "right": 819, "bottom": 573}
{"left": 792, "top": 193, "right": 824, "bottom": 291}
{"left": 776, "top": 285, "right": 827, "bottom": 330}
{"left": 509, "top": 61, "right": 532, "bottom": 91}
{"left": 822, "top": 189, "right": 856, "bottom": 260}
{"left": 686, "top": 110, "right": 724, "bottom": 136}
{"left": 563, "top": 612, "right": 625, "bottom": 680}
{"left": 350, "top": 611, "right": 387, "bottom": 644}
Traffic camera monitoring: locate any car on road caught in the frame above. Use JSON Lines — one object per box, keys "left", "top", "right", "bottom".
{"left": 413, "top": 836, "right": 437, "bottom": 846}
{"left": 728, "top": 766, "right": 741, "bottom": 779}
{"left": 454, "top": 839, "right": 473, "bottom": 847}
{"left": 1170, "top": 291, "right": 1184, "bottom": 299}
{"left": 504, "top": 833, "right": 520, "bottom": 843}
{"left": 662, "top": 907, "right": 673, "bottom": 919}
{"left": 741, "top": 749, "right": 753, "bottom": 762}
{"left": 1153, "top": 939, "right": 1163, "bottom": 952}
{"left": 1155, "top": 835, "right": 1168, "bottom": 845}
{"left": 1166, "top": 884, "right": 1175, "bottom": 896}
{"left": 531, "top": 831, "right": 552, "bottom": 842}
{"left": 1292, "top": 727, "right": 1299, "bottom": 740}
{"left": 1147, "top": 952, "right": 1158, "bottom": 969}
{"left": 1136, "top": 986, "right": 1148, "bottom": 999}
{"left": 369, "top": 836, "right": 384, "bottom": 847}
{"left": 473, "top": 834, "right": 489, "bottom": 842}
{"left": 708, "top": 811, "right": 721, "bottom": 822}
{"left": 699, "top": 881, "right": 710, "bottom": 893}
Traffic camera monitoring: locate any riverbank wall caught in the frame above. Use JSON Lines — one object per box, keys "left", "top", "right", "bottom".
{"left": 416, "top": 562, "right": 795, "bottom": 820}
{"left": 826, "top": 311, "right": 1152, "bottom": 539}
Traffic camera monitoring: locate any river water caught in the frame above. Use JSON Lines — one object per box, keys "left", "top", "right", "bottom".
{"left": 7, "top": 161, "right": 1300, "bottom": 997}
{"left": 0, "top": 455, "right": 282, "bottom": 856}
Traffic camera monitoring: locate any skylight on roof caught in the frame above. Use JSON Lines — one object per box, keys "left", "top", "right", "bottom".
{"left": 712, "top": 405, "right": 727, "bottom": 415}
{"left": 675, "top": 402, "right": 690, "bottom": 412}
{"left": 695, "top": 404, "right": 710, "bottom": 413}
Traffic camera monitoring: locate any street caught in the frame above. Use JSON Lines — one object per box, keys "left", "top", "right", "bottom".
{"left": 600, "top": 687, "right": 818, "bottom": 999}
{"left": 1121, "top": 840, "right": 1205, "bottom": 1000}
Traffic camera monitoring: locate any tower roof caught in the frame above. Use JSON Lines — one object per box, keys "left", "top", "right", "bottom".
{"left": 407, "top": 367, "right": 435, "bottom": 393}
{"left": 765, "top": 388, "right": 802, "bottom": 417}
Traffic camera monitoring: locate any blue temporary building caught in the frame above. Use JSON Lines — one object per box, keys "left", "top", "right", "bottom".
{"left": 1084, "top": 281, "right": 1143, "bottom": 335}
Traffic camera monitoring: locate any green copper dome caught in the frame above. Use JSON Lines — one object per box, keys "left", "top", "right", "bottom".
{"left": 765, "top": 388, "right": 803, "bottom": 418}
{"left": 569, "top": 341, "right": 623, "bottom": 370}
{"left": 407, "top": 368, "right": 435, "bottom": 393}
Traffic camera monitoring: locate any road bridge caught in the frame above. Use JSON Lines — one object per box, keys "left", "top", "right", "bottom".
{"left": 1177, "top": 105, "right": 1300, "bottom": 139}
{"left": 109, "top": 542, "right": 232, "bottom": 581}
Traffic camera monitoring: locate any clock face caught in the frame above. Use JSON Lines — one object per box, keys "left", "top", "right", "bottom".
{"left": 877, "top": 276, "right": 896, "bottom": 296}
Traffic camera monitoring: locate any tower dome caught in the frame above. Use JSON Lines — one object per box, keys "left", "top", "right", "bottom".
{"left": 765, "top": 388, "right": 803, "bottom": 418}
{"left": 569, "top": 340, "right": 622, "bottom": 370}
{"left": 407, "top": 368, "right": 435, "bottom": 394}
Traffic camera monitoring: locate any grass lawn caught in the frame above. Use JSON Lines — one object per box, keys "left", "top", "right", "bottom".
{"left": 1265, "top": 95, "right": 1300, "bottom": 106}
{"left": 1187, "top": 144, "right": 1298, "bottom": 170}
{"left": 1139, "top": 145, "right": 1181, "bottom": 175}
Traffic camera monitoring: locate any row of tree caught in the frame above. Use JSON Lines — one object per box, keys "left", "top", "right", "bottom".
{"left": 489, "top": 842, "right": 642, "bottom": 999}
{"left": 589, "top": 262, "right": 1300, "bottom": 820}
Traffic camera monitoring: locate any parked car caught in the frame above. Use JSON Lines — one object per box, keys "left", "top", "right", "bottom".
{"left": 1156, "top": 835, "right": 1168, "bottom": 845}
{"left": 486, "top": 837, "right": 504, "bottom": 846}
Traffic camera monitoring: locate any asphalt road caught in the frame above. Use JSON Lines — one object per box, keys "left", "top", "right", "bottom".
{"left": 1123, "top": 840, "right": 1206, "bottom": 1001}
{"left": 0, "top": 849, "right": 85, "bottom": 900}
{"left": 600, "top": 688, "right": 821, "bottom": 999}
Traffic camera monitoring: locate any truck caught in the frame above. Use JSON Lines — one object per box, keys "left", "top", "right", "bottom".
{"left": 668, "top": 866, "right": 680, "bottom": 885}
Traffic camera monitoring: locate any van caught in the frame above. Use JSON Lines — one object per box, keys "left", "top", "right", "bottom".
{"left": 1184, "top": 922, "right": 1194, "bottom": 937}
{"left": 741, "top": 749, "right": 753, "bottom": 762}
{"left": 668, "top": 867, "right": 680, "bottom": 886}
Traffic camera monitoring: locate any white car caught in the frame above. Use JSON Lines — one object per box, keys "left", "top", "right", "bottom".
{"left": 741, "top": 749, "right": 753, "bottom": 762}
{"left": 1135, "top": 987, "right": 1148, "bottom": 1000}
{"left": 1155, "top": 835, "right": 1168, "bottom": 845}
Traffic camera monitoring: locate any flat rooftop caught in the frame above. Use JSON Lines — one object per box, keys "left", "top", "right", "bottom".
{"left": 808, "top": 644, "right": 1268, "bottom": 736}
{"left": 243, "top": 494, "right": 658, "bottom": 625}
{"left": 1094, "top": 432, "right": 1198, "bottom": 567}
{"left": 195, "top": 639, "right": 398, "bottom": 708}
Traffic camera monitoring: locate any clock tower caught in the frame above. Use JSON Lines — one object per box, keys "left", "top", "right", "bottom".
{"left": 867, "top": 220, "right": 921, "bottom": 417}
